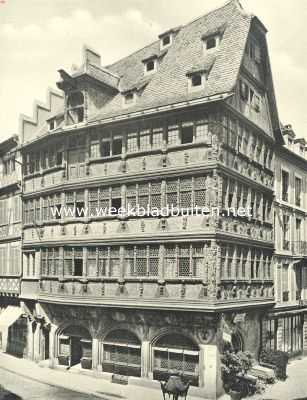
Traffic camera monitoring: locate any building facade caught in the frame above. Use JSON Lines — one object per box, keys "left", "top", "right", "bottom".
{"left": 2, "top": 0, "right": 306, "bottom": 399}
{"left": 261, "top": 125, "right": 307, "bottom": 357}
{"left": 18, "top": 2, "right": 281, "bottom": 398}
{"left": 0, "top": 135, "right": 25, "bottom": 356}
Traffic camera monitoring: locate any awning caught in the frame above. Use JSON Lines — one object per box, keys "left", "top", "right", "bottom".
{"left": 0, "top": 306, "right": 23, "bottom": 332}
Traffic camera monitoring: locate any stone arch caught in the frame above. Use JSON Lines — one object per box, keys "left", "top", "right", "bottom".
{"left": 101, "top": 328, "right": 142, "bottom": 378}
{"left": 150, "top": 327, "right": 198, "bottom": 348}
{"left": 56, "top": 323, "right": 92, "bottom": 369}
{"left": 151, "top": 329, "right": 200, "bottom": 386}
{"left": 56, "top": 320, "right": 93, "bottom": 339}
{"left": 101, "top": 323, "right": 143, "bottom": 343}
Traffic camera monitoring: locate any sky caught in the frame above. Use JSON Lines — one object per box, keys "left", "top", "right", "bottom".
{"left": 0, "top": 0, "right": 306, "bottom": 141}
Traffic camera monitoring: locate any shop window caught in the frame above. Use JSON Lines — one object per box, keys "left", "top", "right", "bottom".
{"left": 103, "top": 330, "right": 141, "bottom": 377}
{"left": 153, "top": 333, "right": 199, "bottom": 386}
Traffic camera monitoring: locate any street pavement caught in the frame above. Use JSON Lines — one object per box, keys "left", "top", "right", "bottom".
{"left": 1, "top": 352, "right": 307, "bottom": 400}
{"left": 0, "top": 368, "right": 105, "bottom": 400}
{"left": 248, "top": 356, "right": 307, "bottom": 400}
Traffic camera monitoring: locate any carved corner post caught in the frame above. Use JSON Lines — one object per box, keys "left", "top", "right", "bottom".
{"left": 49, "top": 324, "right": 57, "bottom": 368}
{"left": 206, "top": 241, "right": 218, "bottom": 300}
{"left": 198, "top": 327, "right": 223, "bottom": 399}
{"left": 141, "top": 340, "right": 151, "bottom": 379}
{"left": 33, "top": 320, "right": 41, "bottom": 362}
{"left": 26, "top": 318, "right": 35, "bottom": 361}
{"left": 92, "top": 337, "right": 100, "bottom": 371}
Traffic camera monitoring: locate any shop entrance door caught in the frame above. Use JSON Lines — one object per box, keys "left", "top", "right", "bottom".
{"left": 70, "top": 336, "right": 82, "bottom": 366}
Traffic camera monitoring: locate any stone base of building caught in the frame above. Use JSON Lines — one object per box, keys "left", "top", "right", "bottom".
{"left": 21, "top": 301, "right": 269, "bottom": 400}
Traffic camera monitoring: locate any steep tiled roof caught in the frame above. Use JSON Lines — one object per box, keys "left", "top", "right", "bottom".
{"left": 89, "top": 0, "right": 252, "bottom": 122}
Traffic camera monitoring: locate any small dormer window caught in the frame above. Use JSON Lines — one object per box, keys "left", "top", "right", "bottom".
{"left": 187, "top": 72, "right": 206, "bottom": 92}
{"left": 123, "top": 92, "right": 136, "bottom": 107}
{"left": 206, "top": 37, "right": 216, "bottom": 50}
{"left": 202, "top": 34, "right": 220, "bottom": 52}
{"left": 162, "top": 35, "right": 171, "bottom": 47}
{"left": 125, "top": 93, "right": 134, "bottom": 104}
{"left": 146, "top": 60, "right": 155, "bottom": 72}
{"left": 192, "top": 74, "right": 202, "bottom": 87}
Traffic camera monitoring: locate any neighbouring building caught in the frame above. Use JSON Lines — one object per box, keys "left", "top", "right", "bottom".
{"left": 261, "top": 124, "right": 307, "bottom": 357}
{"left": 0, "top": 135, "right": 26, "bottom": 357}
{"left": 5, "top": 0, "right": 305, "bottom": 398}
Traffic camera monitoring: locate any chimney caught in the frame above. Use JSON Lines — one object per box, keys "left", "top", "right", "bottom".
{"left": 83, "top": 45, "right": 101, "bottom": 67}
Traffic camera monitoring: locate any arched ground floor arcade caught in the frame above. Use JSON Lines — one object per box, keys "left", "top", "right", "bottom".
{"left": 21, "top": 302, "right": 276, "bottom": 399}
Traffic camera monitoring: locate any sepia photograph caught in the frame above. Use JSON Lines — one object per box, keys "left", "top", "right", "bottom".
{"left": 0, "top": 0, "right": 307, "bottom": 399}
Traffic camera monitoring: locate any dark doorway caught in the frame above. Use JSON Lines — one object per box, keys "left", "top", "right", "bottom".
{"left": 70, "top": 337, "right": 82, "bottom": 366}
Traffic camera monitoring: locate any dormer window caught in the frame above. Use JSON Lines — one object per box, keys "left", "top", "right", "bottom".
{"left": 146, "top": 60, "right": 156, "bottom": 73}
{"left": 158, "top": 26, "right": 180, "bottom": 50}
{"left": 123, "top": 91, "right": 136, "bottom": 108}
{"left": 202, "top": 34, "right": 220, "bottom": 52}
{"left": 66, "top": 91, "right": 84, "bottom": 125}
{"left": 125, "top": 93, "right": 134, "bottom": 104}
{"left": 143, "top": 55, "right": 157, "bottom": 75}
{"left": 187, "top": 72, "right": 205, "bottom": 92}
{"left": 206, "top": 36, "right": 217, "bottom": 50}
{"left": 191, "top": 74, "right": 202, "bottom": 87}
{"left": 162, "top": 35, "right": 171, "bottom": 47}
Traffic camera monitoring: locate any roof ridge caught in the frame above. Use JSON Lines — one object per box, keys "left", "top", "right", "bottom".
{"left": 106, "top": 0, "right": 241, "bottom": 71}
{"left": 181, "top": 0, "right": 238, "bottom": 28}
